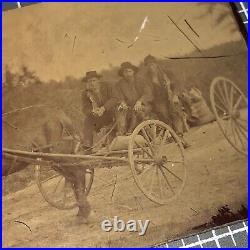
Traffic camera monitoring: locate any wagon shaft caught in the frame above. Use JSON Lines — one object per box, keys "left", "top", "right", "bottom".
{"left": 2, "top": 148, "right": 128, "bottom": 165}
{"left": 3, "top": 152, "right": 52, "bottom": 166}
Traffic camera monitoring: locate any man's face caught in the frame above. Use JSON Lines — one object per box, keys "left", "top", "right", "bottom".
{"left": 148, "top": 62, "right": 158, "bottom": 74}
{"left": 86, "top": 77, "right": 100, "bottom": 92}
{"left": 123, "top": 68, "right": 134, "bottom": 81}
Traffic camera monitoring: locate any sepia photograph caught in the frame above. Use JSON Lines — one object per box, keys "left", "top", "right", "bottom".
{"left": 2, "top": 2, "right": 248, "bottom": 247}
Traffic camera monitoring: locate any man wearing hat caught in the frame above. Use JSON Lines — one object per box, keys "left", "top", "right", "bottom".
{"left": 81, "top": 71, "right": 119, "bottom": 151}
{"left": 143, "top": 55, "right": 190, "bottom": 148}
{"left": 115, "top": 61, "right": 153, "bottom": 134}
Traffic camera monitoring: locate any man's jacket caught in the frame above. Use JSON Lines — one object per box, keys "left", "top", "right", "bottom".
{"left": 82, "top": 82, "right": 119, "bottom": 116}
{"left": 115, "top": 75, "right": 152, "bottom": 107}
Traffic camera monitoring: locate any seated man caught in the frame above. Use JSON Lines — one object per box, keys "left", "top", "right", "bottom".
{"left": 115, "top": 62, "right": 152, "bottom": 135}
{"left": 143, "top": 55, "right": 190, "bottom": 148}
{"left": 81, "top": 71, "right": 119, "bottom": 152}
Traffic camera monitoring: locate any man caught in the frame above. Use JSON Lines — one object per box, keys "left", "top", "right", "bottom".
{"left": 143, "top": 55, "right": 190, "bottom": 148}
{"left": 81, "top": 71, "right": 119, "bottom": 152}
{"left": 115, "top": 62, "right": 152, "bottom": 135}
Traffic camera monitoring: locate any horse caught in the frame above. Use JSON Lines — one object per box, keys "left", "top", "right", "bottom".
{"left": 2, "top": 106, "right": 91, "bottom": 222}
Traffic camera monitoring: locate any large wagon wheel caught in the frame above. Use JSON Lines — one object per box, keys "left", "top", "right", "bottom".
{"left": 35, "top": 164, "right": 94, "bottom": 210}
{"left": 210, "top": 77, "right": 248, "bottom": 156}
{"left": 128, "top": 120, "right": 186, "bottom": 205}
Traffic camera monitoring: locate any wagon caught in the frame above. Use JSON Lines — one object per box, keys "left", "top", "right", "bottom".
{"left": 3, "top": 120, "right": 186, "bottom": 210}
{"left": 210, "top": 76, "right": 248, "bottom": 156}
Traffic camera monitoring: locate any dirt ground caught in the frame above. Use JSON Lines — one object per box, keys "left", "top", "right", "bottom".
{"left": 2, "top": 117, "right": 248, "bottom": 248}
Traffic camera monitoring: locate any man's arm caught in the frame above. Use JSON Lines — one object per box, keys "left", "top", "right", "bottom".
{"left": 81, "top": 91, "right": 93, "bottom": 116}
{"left": 102, "top": 83, "right": 120, "bottom": 111}
{"left": 136, "top": 76, "right": 154, "bottom": 104}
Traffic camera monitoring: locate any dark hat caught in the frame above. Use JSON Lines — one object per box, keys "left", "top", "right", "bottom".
{"left": 118, "top": 62, "right": 138, "bottom": 77}
{"left": 144, "top": 54, "right": 157, "bottom": 65}
{"left": 83, "top": 71, "right": 102, "bottom": 82}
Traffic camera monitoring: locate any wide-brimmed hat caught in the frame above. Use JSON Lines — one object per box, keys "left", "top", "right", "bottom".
{"left": 82, "top": 71, "right": 102, "bottom": 82}
{"left": 144, "top": 54, "right": 157, "bottom": 65}
{"left": 118, "top": 62, "right": 138, "bottom": 77}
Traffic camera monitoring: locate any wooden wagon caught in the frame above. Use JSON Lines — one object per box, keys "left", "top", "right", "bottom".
{"left": 3, "top": 120, "right": 186, "bottom": 211}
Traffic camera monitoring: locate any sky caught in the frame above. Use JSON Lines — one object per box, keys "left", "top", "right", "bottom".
{"left": 3, "top": 2, "right": 245, "bottom": 82}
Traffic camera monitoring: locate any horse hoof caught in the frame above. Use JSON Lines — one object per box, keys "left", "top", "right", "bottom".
{"left": 76, "top": 215, "right": 89, "bottom": 224}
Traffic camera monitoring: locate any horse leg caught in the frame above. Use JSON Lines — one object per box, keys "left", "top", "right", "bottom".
{"left": 73, "top": 167, "right": 91, "bottom": 223}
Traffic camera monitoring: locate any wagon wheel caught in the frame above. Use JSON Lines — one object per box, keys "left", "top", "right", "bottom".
{"left": 35, "top": 164, "right": 94, "bottom": 210}
{"left": 210, "top": 77, "right": 248, "bottom": 156}
{"left": 128, "top": 120, "right": 186, "bottom": 205}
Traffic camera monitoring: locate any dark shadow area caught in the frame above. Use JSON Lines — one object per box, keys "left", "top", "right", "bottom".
{"left": 192, "top": 204, "right": 248, "bottom": 231}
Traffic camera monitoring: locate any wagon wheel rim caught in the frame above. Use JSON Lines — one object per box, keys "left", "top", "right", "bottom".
{"left": 128, "top": 120, "right": 186, "bottom": 205}
{"left": 35, "top": 165, "right": 94, "bottom": 210}
{"left": 210, "top": 77, "right": 248, "bottom": 156}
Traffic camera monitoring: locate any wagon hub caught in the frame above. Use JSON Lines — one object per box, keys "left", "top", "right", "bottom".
{"left": 154, "top": 153, "right": 165, "bottom": 165}
{"left": 231, "top": 110, "right": 240, "bottom": 120}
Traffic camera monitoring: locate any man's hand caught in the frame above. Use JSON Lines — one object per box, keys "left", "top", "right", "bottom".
{"left": 118, "top": 101, "right": 129, "bottom": 111}
{"left": 162, "top": 79, "right": 170, "bottom": 89}
{"left": 92, "top": 106, "right": 105, "bottom": 117}
{"left": 172, "top": 94, "right": 180, "bottom": 104}
{"left": 92, "top": 108, "right": 100, "bottom": 117}
{"left": 98, "top": 106, "right": 105, "bottom": 116}
{"left": 134, "top": 100, "right": 143, "bottom": 112}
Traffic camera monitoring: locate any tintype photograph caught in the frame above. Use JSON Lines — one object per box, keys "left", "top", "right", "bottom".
{"left": 2, "top": 2, "right": 248, "bottom": 248}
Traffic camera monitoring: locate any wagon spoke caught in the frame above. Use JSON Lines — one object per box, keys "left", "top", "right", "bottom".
{"left": 233, "top": 96, "right": 243, "bottom": 112}
{"left": 149, "top": 124, "right": 157, "bottom": 141}
{"left": 41, "top": 173, "right": 61, "bottom": 184}
{"left": 232, "top": 120, "right": 246, "bottom": 149}
{"left": 158, "top": 129, "right": 165, "bottom": 140}
{"left": 230, "top": 85, "right": 234, "bottom": 112}
{"left": 230, "top": 119, "right": 237, "bottom": 145}
{"left": 141, "top": 128, "right": 154, "bottom": 154}
{"left": 214, "top": 91, "right": 228, "bottom": 113}
{"left": 139, "top": 163, "right": 153, "bottom": 175}
{"left": 160, "top": 129, "right": 170, "bottom": 148}
{"left": 215, "top": 103, "right": 227, "bottom": 116}
{"left": 237, "top": 117, "right": 248, "bottom": 124}
{"left": 235, "top": 118, "right": 248, "bottom": 133}
{"left": 223, "top": 80, "right": 231, "bottom": 108}
{"left": 156, "top": 167, "right": 164, "bottom": 198}
{"left": 221, "top": 115, "right": 230, "bottom": 120}
{"left": 165, "top": 159, "right": 184, "bottom": 164}
{"left": 234, "top": 120, "right": 248, "bottom": 139}
{"left": 53, "top": 176, "right": 64, "bottom": 194}
{"left": 216, "top": 82, "right": 229, "bottom": 108}
{"left": 159, "top": 166, "right": 175, "bottom": 194}
{"left": 135, "top": 141, "right": 153, "bottom": 159}
{"left": 62, "top": 181, "right": 67, "bottom": 205}
{"left": 140, "top": 164, "right": 155, "bottom": 185}
{"left": 149, "top": 166, "right": 157, "bottom": 194}
{"left": 223, "top": 119, "right": 232, "bottom": 136}
{"left": 162, "top": 164, "right": 183, "bottom": 182}
{"left": 236, "top": 118, "right": 248, "bottom": 133}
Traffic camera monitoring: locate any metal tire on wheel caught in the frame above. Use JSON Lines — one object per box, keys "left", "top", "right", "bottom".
{"left": 35, "top": 164, "right": 94, "bottom": 210}
{"left": 128, "top": 120, "right": 186, "bottom": 205}
{"left": 210, "top": 76, "right": 248, "bottom": 156}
